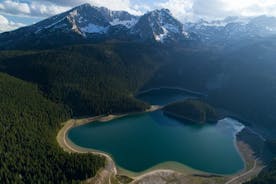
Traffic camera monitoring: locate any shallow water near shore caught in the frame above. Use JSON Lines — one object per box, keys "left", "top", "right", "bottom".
{"left": 68, "top": 88, "right": 245, "bottom": 175}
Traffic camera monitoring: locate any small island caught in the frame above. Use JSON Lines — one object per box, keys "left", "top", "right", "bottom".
{"left": 163, "top": 99, "right": 219, "bottom": 124}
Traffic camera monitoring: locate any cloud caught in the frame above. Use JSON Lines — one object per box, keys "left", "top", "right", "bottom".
{"left": 157, "top": 0, "right": 276, "bottom": 22}
{"left": 221, "top": 0, "right": 276, "bottom": 17}
{"left": 0, "top": 0, "right": 70, "bottom": 17}
{"left": 2, "top": 0, "right": 276, "bottom": 26}
{"left": 40, "top": 0, "right": 89, "bottom": 7}
{"left": 84, "top": 0, "right": 142, "bottom": 15}
{"left": 45, "top": 0, "right": 143, "bottom": 15}
{"left": 28, "top": 2, "right": 70, "bottom": 17}
{"left": 192, "top": 0, "right": 232, "bottom": 20}
{"left": 0, "top": 14, "right": 25, "bottom": 32}
{"left": 156, "top": 0, "right": 194, "bottom": 22}
{"left": 0, "top": 0, "right": 31, "bottom": 15}
{"left": 0, "top": 0, "right": 144, "bottom": 17}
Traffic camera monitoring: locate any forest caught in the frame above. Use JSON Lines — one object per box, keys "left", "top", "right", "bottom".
{"left": 0, "top": 73, "right": 105, "bottom": 183}
{"left": 163, "top": 99, "right": 218, "bottom": 124}
{"left": 0, "top": 43, "right": 169, "bottom": 116}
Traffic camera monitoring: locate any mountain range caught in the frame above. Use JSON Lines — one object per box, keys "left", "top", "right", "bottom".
{"left": 0, "top": 4, "right": 188, "bottom": 49}
{"left": 2, "top": 3, "right": 276, "bottom": 49}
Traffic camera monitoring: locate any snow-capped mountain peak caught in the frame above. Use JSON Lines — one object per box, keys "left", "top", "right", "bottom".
{"left": 131, "top": 9, "right": 188, "bottom": 42}
{"left": 33, "top": 3, "right": 139, "bottom": 37}
{"left": 97, "top": 7, "right": 138, "bottom": 28}
{"left": 0, "top": 4, "right": 190, "bottom": 49}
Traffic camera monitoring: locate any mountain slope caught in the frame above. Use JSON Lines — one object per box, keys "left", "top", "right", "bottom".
{"left": 0, "top": 43, "right": 168, "bottom": 115}
{"left": 130, "top": 9, "right": 188, "bottom": 42}
{"left": 0, "top": 72, "right": 105, "bottom": 183}
{"left": 0, "top": 4, "right": 138, "bottom": 49}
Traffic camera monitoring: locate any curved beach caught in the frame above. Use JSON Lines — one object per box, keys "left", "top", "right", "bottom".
{"left": 57, "top": 106, "right": 264, "bottom": 184}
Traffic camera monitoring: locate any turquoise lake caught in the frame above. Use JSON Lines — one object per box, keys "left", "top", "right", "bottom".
{"left": 68, "top": 88, "right": 245, "bottom": 174}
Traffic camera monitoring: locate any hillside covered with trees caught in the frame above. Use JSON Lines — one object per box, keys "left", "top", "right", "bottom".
{"left": 0, "top": 43, "right": 168, "bottom": 116}
{"left": 163, "top": 99, "right": 218, "bottom": 124}
{"left": 0, "top": 73, "right": 105, "bottom": 183}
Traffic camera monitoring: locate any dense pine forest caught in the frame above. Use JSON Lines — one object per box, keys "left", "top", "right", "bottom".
{"left": 0, "top": 43, "right": 168, "bottom": 116}
{"left": 163, "top": 99, "right": 218, "bottom": 123}
{"left": 0, "top": 73, "right": 105, "bottom": 183}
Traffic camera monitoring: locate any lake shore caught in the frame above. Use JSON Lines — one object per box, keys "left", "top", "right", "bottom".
{"left": 56, "top": 105, "right": 164, "bottom": 183}
{"left": 57, "top": 105, "right": 264, "bottom": 184}
{"left": 57, "top": 116, "right": 117, "bottom": 183}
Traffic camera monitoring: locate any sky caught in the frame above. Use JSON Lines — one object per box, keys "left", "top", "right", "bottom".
{"left": 1, "top": 0, "right": 276, "bottom": 32}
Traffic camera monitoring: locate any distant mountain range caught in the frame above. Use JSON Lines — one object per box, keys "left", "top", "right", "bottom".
{"left": 1, "top": 3, "right": 276, "bottom": 49}
{"left": 186, "top": 15, "right": 276, "bottom": 44}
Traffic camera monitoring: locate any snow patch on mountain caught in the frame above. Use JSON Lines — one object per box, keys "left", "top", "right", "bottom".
{"left": 154, "top": 26, "right": 168, "bottom": 42}
{"left": 110, "top": 18, "right": 137, "bottom": 28}
{"left": 80, "top": 24, "right": 108, "bottom": 34}
{"left": 130, "top": 8, "right": 189, "bottom": 42}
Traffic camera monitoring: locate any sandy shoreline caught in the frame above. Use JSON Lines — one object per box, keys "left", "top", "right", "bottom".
{"left": 57, "top": 116, "right": 118, "bottom": 184}
{"left": 57, "top": 105, "right": 264, "bottom": 184}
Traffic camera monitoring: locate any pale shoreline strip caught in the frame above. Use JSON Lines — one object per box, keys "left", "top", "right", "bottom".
{"left": 57, "top": 105, "right": 264, "bottom": 183}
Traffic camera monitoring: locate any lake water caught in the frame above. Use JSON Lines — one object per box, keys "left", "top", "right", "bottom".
{"left": 68, "top": 88, "right": 245, "bottom": 175}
